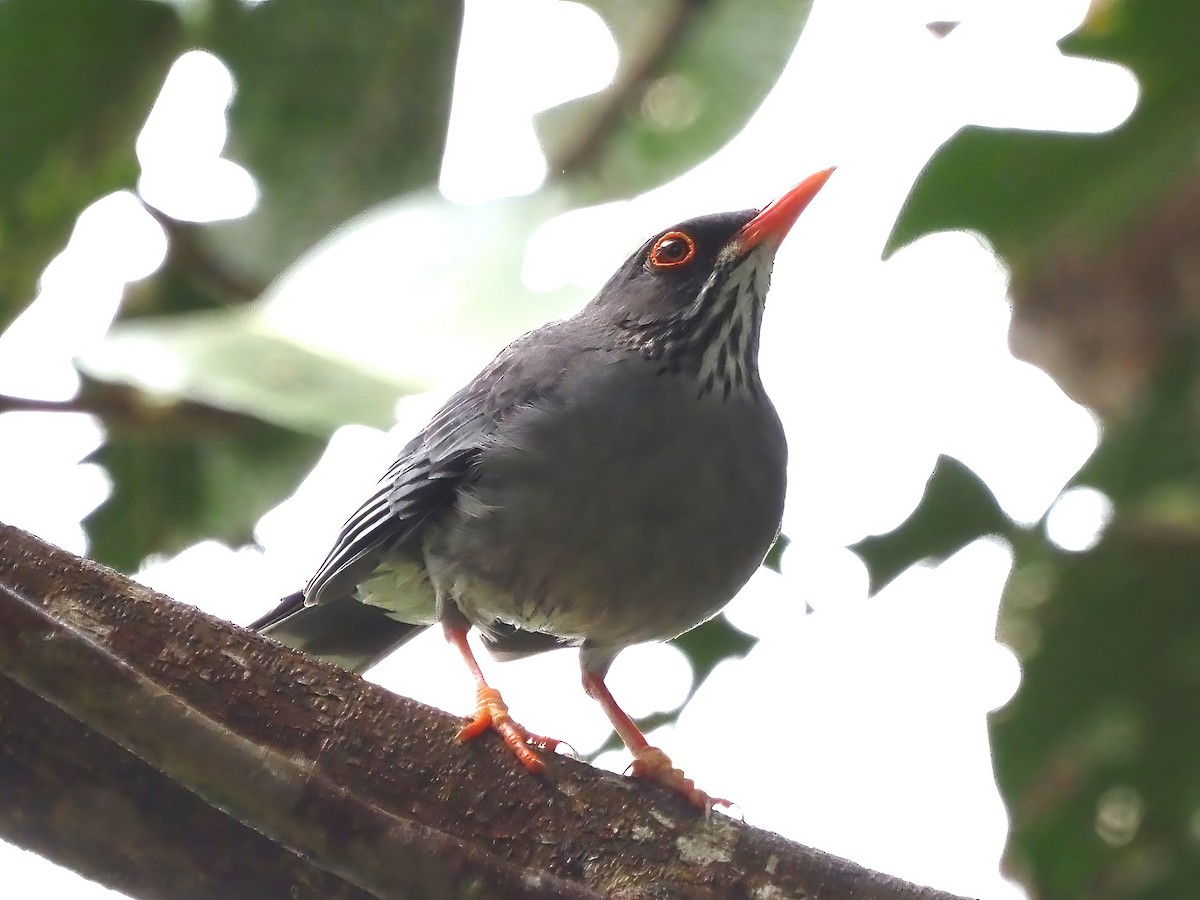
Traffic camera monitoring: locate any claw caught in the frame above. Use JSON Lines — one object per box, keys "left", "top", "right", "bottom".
{"left": 543, "top": 738, "right": 579, "bottom": 759}
{"left": 457, "top": 685, "right": 565, "bottom": 774}
{"left": 630, "top": 747, "right": 732, "bottom": 813}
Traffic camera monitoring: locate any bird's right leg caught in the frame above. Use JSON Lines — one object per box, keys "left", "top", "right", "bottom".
{"left": 581, "top": 644, "right": 730, "bottom": 812}
{"left": 443, "top": 620, "right": 562, "bottom": 773}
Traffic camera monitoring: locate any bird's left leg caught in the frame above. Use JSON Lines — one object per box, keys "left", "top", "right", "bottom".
{"left": 443, "top": 619, "right": 562, "bottom": 773}
{"left": 580, "top": 643, "right": 730, "bottom": 812}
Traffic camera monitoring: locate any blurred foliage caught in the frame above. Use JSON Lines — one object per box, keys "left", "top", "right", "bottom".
{"left": 0, "top": 0, "right": 179, "bottom": 324}
{"left": 885, "top": 0, "right": 1200, "bottom": 275}
{"left": 865, "top": 1, "right": 1200, "bottom": 897}
{"left": 857, "top": 356, "right": 1200, "bottom": 899}
{"left": 538, "top": 0, "right": 812, "bottom": 198}
{"left": 6, "top": 0, "right": 1199, "bottom": 896}
{"left": 851, "top": 456, "right": 1018, "bottom": 595}
{"left": 0, "top": 0, "right": 808, "bottom": 772}
{"left": 0, "top": 0, "right": 809, "bottom": 576}
{"left": 70, "top": 0, "right": 812, "bottom": 438}
{"left": 80, "top": 307, "right": 417, "bottom": 434}
{"left": 0, "top": 0, "right": 464, "bottom": 576}
{"left": 199, "top": 0, "right": 461, "bottom": 282}
{"left": 886, "top": 0, "right": 1200, "bottom": 422}
{"left": 85, "top": 409, "right": 324, "bottom": 574}
{"left": 763, "top": 531, "right": 791, "bottom": 573}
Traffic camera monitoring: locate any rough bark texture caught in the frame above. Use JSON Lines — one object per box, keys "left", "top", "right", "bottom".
{"left": 0, "top": 522, "right": 972, "bottom": 900}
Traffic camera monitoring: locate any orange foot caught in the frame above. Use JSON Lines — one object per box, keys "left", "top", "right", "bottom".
{"left": 457, "top": 685, "right": 565, "bottom": 774}
{"left": 630, "top": 746, "right": 732, "bottom": 813}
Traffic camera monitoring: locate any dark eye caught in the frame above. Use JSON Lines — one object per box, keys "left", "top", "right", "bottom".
{"left": 648, "top": 231, "right": 696, "bottom": 270}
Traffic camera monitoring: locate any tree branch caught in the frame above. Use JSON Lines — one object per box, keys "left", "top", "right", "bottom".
{"left": 543, "top": 0, "right": 698, "bottom": 180}
{"left": 0, "top": 522, "right": 973, "bottom": 900}
{"left": 0, "top": 380, "right": 263, "bottom": 437}
{"left": 139, "top": 200, "right": 265, "bottom": 306}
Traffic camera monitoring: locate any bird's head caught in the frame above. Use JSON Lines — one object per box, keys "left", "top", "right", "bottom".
{"left": 588, "top": 167, "right": 835, "bottom": 399}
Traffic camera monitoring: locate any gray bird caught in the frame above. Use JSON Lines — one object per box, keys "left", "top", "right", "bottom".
{"left": 253, "top": 168, "right": 835, "bottom": 809}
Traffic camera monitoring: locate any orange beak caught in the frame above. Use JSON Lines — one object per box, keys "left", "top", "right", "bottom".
{"left": 736, "top": 167, "right": 836, "bottom": 251}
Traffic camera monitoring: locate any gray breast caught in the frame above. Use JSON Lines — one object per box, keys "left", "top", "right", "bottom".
{"left": 423, "top": 352, "right": 787, "bottom": 648}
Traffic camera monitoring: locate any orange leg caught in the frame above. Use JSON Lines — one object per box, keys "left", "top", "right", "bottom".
{"left": 444, "top": 623, "right": 561, "bottom": 773}
{"left": 582, "top": 670, "right": 730, "bottom": 812}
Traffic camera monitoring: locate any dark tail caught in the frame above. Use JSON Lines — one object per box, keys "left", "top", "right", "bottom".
{"left": 251, "top": 591, "right": 427, "bottom": 674}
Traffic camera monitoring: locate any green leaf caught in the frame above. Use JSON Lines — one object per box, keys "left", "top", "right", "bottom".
{"left": 540, "top": 0, "right": 813, "bottom": 199}
{"left": 990, "top": 346, "right": 1200, "bottom": 899}
{"left": 762, "top": 531, "right": 790, "bottom": 573}
{"left": 884, "top": 0, "right": 1200, "bottom": 276}
{"left": 850, "top": 455, "right": 1016, "bottom": 595}
{"left": 81, "top": 1, "right": 813, "bottom": 439}
{"left": 995, "top": 530, "right": 1200, "bottom": 900}
{"left": 195, "top": 0, "right": 463, "bottom": 281}
{"left": 85, "top": 415, "right": 322, "bottom": 573}
{"left": 78, "top": 307, "right": 422, "bottom": 435}
{"left": 81, "top": 190, "right": 585, "bottom": 433}
{"left": 1072, "top": 346, "right": 1200, "bottom": 513}
{"left": 671, "top": 613, "right": 758, "bottom": 701}
{"left": 0, "top": 0, "right": 182, "bottom": 326}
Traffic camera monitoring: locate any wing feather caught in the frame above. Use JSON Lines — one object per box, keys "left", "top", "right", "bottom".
{"left": 301, "top": 319, "right": 593, "bottom": 607}
{"left": 305, "top": 451, "right": 474, "bottom": 604}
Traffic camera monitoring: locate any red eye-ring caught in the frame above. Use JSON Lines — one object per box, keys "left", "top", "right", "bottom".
{"left": 648, "top": 231, "right": 696, "bottom": 270}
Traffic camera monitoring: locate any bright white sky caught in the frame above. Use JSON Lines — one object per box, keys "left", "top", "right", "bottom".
{"left": 0, "top": 0, "right": 1138, "bottom": 896}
